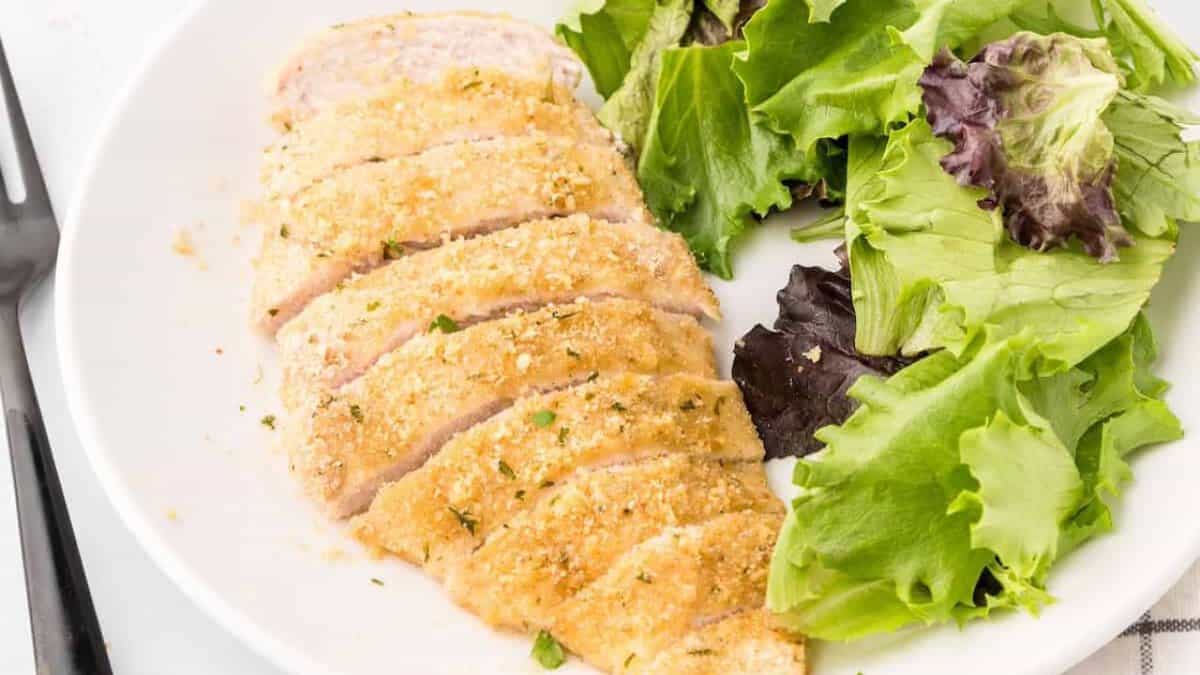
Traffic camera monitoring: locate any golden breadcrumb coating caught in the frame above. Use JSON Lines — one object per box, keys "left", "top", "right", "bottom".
{"left": 270, "top": 11, "right": 583, "bottom": 130}
{"left": 445, "top": 456, "right": 778, "bottom": 630}
{"left": 251, "top": 136, "right": 647, "bottom": 332}
{"left": 286, "top": 298, "right": 715, "bottom": 518}
{"left": 276, "top": 216, "right": 719, "bottom": 406}
{"left": 630, "top": 610, "right": 805, "bottom": 675}
{"left": 351, "top": 374, "right": 761, "bottom": 575}
{"left": 262, "top": 69, "right": 612, "bottom": 199}
{"left": 551, "top": 509, "right": 786, "bottom": 673}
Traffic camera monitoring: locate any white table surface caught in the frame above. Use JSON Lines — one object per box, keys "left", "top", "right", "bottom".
{"left": 0, "top": 1, "right": 1190, "bottom": 674}
{"left": 0, "top": 1, "right": 278, "bottom": 673}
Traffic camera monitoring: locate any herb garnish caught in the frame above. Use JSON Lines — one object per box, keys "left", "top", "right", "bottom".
{"left": 586, "top": 371, "right": 600, "bottom": 383}
{"left": 557, "top": 427, "right": 569, "bottom": 445}
{"left": 538, "top": 479, "right": 556, "bottom": 489}
{"left": 349, "top": 404, "right": 364, "bottom": 423}
{"left": 448, "top": 506, "right": 478, "bottom": 535}
{"left": 381, "top": 239, "right": 404, "bottom": 260}
{"left": 531, "top": 630, "right": 566, "bottom": 669}
{"left": 686, "top": 649, "right": 714, "bottom": 656}
{"left": 260, "top": 415, "right": 276, "bottom": 430}
{"left": 498, "top": 460, "right": 516, "bottom": 480}
{"left": 366, "top": 300, "right": 381, "bottom": 312}
{"left": 515, "top": 489, "right": 527, "bottom": 500}
{"left": 369, "top": 578, "right": 384, "bottom": 586}
{"left": 429, "top": 314, "right": 461, "bottom": 333}
{"left": 279, "top": 225, "right": 290, "bottom": 238}
{"left": 531, "top": 410, "right": 557, "bottom": 427}
{"left": 566, "top": 347, "right": 581, "bottom": 359}
{"left": 635, "top": 571, "right": 653, "bottom": 584}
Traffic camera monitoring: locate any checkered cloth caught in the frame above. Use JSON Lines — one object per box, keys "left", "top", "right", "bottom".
{"left": 1070, "top": 562, "right": 1200, "bottom": 674}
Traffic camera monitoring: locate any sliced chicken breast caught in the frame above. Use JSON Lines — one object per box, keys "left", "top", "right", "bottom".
{"left": 630, "top": 610, "right": 806, "bottom": 675}
{"left": 262, "top": 69, "right": 612, "bottom": 200}
{"left": 445, "top": 456, "right": 778, "bottom": 631}
{"left": 271, "top": 12, "right": 583, "bottom": 130}
{"left": 351, "top": 374, "right": 760, "bottom": 577}
{"left": 252, "top": 136, "right": 646, "bottom": 333}
{"left": 276, "top": 216, "right": 718, "bottom": 404}
{"left": 550, "top": 510, "right": 786, "bottom": 673}
{"left": 286, "top": 299, "right": 714, "bottom": 518}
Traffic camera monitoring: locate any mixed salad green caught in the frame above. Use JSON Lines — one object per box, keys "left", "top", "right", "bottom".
{"left": 559, "top": 0, "right": 1200, "bottom": 642}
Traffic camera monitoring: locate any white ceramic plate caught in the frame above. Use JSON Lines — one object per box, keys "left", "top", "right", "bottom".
{"left": 55, "top": 1, "right": 1200, "bottom": 673}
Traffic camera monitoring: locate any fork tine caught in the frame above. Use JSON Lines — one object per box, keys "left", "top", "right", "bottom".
{"left": 0, "top": 36, "right": 52, "bottom": 216}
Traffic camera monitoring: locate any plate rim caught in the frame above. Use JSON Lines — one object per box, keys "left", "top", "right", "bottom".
{"left": 50, "top": 1, "right": 1200, "bottom": 673}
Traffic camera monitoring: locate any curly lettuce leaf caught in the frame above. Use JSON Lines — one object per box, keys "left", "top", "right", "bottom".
{"left": 638, "top": 41, "right": 832, "bottom": 277}
{"left": 1106, "top": 91, "right": 1200, "bottom": 237}
{"left": 593, "top": 0, "right": 694, "bottom": 150}
{"left": 557, "top": 0, "right": 657, "bottom": 98}
{"left": 846, "top": 119, "right": 1173, "bottom": 371}
{"left": 735, "top": 0, "right": 1027, "bottom": 150}
{"left": 769, "top": 319, "right": 1179, "bottom": 640}
{"left": 920, "top": 32, "right": 1128, "bottom": 260}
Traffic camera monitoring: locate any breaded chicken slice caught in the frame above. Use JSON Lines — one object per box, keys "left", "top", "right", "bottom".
{"left": 550, "top": 510, "right": 786, "bottom": 673}
{"left": 262, "top": 69, "right": 612, "bottom": 200}
{"left": 351, "top": 374, "right": 760, "bottom": 576}
{"left": 286, "top": 299, "right": 714, "bottom": 518}
{"left": 270, "top": 12, "right": 582, "bottom": 130}
{"left": 444, "top": 456, "right": 778, "bottom": 631}
{"left": 252, "top": 136, "right": 646, "bottom": 333}
{"left": 629, "top": 610, "right": 806, "bottom": 675}
{"left": 276, "top": 216, "right": 718, "bottom": 404}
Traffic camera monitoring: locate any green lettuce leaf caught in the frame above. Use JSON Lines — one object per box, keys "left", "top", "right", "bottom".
{"left": 596, "top": 0, "right": 694, "bottom": 151}
{"left": 638, "top": 41, "right": 832, "bottom": 277}
{"left": 1106, "top": 91, "right": 1200, "bottom": 237}
{"left": 1095, "top": 0, "right": 1198, "bottom": 91}
{"left": 769, "top": 318, "right": 1179, "bottom": 640}
{"left": 846, "top": 120, "right": 1173, "bottom": 371}
{"left": 557, "top": 0, "right": 657, "bottom": 98}
{"left": 735, "top": 0, "right": 1027, "bottom": 150}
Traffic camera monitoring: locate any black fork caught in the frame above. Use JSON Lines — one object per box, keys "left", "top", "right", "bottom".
{"left": 0, "top": 36, "right": 113, "bottom": 675}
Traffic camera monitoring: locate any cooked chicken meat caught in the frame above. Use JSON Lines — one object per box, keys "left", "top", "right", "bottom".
{"left": 551, "top": 510, "right": 784, "bottom": 673}
{"left": 253, "top": 12, "right": 805, "bottom": 673}
{"left": 446, "top": 456, "right": 778, "bottom": 631}
{"left": 252, "top": 135, "right": 646, "bottom": 333}
{"left": 630, "top": 610, "right": 806, "bottom": 675}
{"left": 271, "top": 12, "right": 583, "bottom": 130}
{"left": 351, "top": 374, "right": 758, "bottom": 577}
{"left": 262, "top": 69, "right": 612, "bottom": 200}
{"left": 286, "top": 299, "right": 715, "bottom": 518}
{"left": 276, "top": 216, "right": 718, "bottom": 406}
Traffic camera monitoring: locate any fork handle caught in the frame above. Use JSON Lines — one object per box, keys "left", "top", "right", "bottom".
{"left": 1, "top": 303, "right": 111, "bottom": 675}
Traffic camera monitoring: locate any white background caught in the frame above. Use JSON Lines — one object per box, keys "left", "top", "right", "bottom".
{"left": 0, "top": 1, "right": 1189, "bottom": 673}
{"left": 0, "top": 1, "right": 277, "bottom": 673}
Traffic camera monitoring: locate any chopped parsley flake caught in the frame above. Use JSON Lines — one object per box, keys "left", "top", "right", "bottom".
{"left": 448, "top": 506, "right": 478, "bottom": 535}
{"left": 349, "top": 404, "right": 364, "bottom": 423}
{"left": 624, "top": 653, "right": 636, "bottom": 668}
{"left": 260, "top": 415, "right": 276, "bottom": 430}
{"left": 279, "top": 225, "right": 290, "bottom": 238}
{"left": 239, "top": 405, "right": 246, "bottom": 412}
{"left": 531, "top": 410, "right": 557, "bottom": 427}
{"left": 429, "top": 314, "right": 461, "bottom": 333}
{"left": 566, "top": 347, "right": 581, "bottom": 359}
{"left": 557, "top": 427, "right": 569, "bottom": 445}
{"left": 531, "top": 630, "right": 566, "bottom": 669}
{"left": 369, "top": 578, "right": 384, "bottom": 586}
{"left": 498, "top": 460, "right": 516, "bottom": 480}
{"left": 586, "top": 371, "right": 600, "bottom": 383}
{"left": 461, "top": 79, "right": 483, "bottom": 90}
{"left": 366, "top": 300, "right": 381, "bottom": 312}
{"left": 636, "top": 571, "right": 653, "bottom": 584}
{"left": 515, "top": 489, "right": 527, "bottom": 500}
{"left": 382, "top": 239, "right": 405, "bottom": 260}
